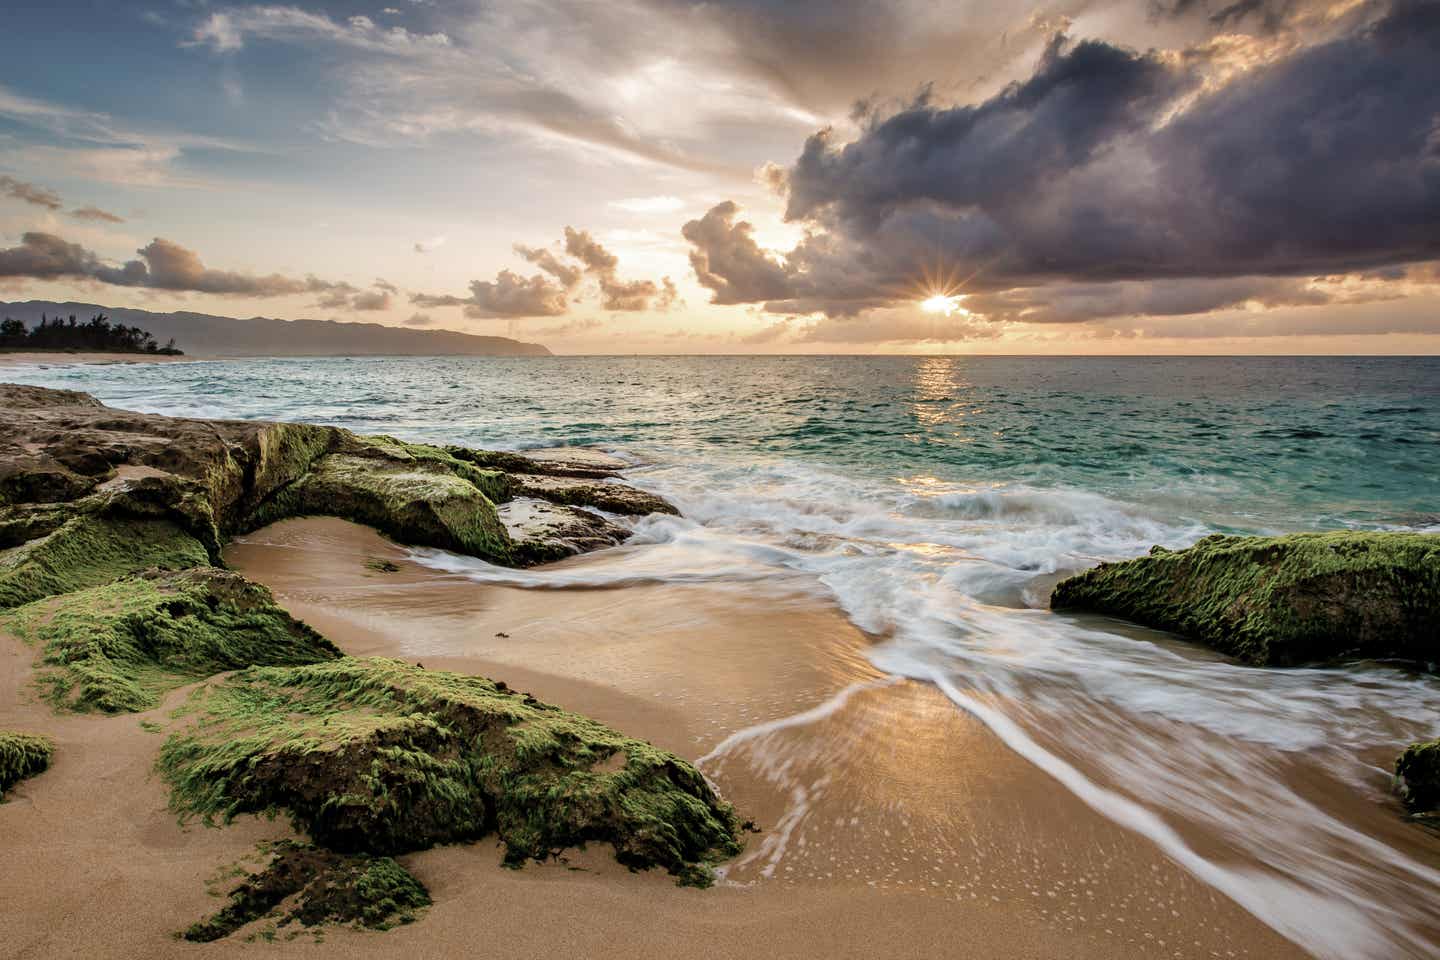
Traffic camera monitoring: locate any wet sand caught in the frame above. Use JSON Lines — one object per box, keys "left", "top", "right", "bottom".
{"left": 0, "top": 517, "right": 1312, "bottom": 959}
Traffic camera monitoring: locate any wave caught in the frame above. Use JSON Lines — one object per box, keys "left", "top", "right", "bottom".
{"left": 564, "top": 457, "right": 1440, "bottom": 959}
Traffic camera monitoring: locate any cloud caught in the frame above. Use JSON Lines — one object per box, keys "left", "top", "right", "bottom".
{"left": 681, "top": 200, "right": 891, "bottom": 315}
{"left": 609, "top": 195, "right": 685, "bottom": 213}
{"left": 515, "top": 242, "right": 583, "bottom": 288}
{"left": 0, "top": 231, "right": 361, "bottom": 302}
{"left": 681, "top": 201, "right": 796, "bottom": 305}
{"left": 404, "top": 312, "right": 433, "bottom": 326}
{"left": 190, "top": 8, "right": 451, "bottom": 53}
{"left": 684, "top": 0, "right": 1440, "bottom": 324}
{"left": 0, "top": 84, "right": 249, "bottom": 189}
{"left": 413, "top": 226, "right": 677, "bottom": 317}
{"left": 0, "top": 175, "right": 62, "bottom": 210}
{"left": 70, "top": 205, "right": 125, "bottom": 224}
{"left": 414, "top": 235, "right": 447, "bottom": 253}
{"left": 413, "top": 270, "right": 572, "bottom": 318}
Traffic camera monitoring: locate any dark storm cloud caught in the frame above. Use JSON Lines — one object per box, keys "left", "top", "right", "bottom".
{"left": 0, "top": 175, "right": 63, "bottom": 211}
{"left": 0, "top": 231, "right": 363, "bottom": 302}
{"left": 684, "top": 0, "right": 1440, "bottom": 319}
{"left": 416, "top": 227, "right": 676, "bottom": 318}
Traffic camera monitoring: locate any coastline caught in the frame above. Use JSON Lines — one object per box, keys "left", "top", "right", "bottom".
{"left": 0, "top": 351, "right": 200, "bottom": 366}
{"left": 0, "top": 518, "right": 1307, "bottom": 960}
{"left": 1, "top": 377, "right": 1436, "bottom": 958}
{"left": 221, "top": 518, "right": 1308, "bottom": 959}
{"left": 0, "top": 515, "right": 1310, "bottom": 958}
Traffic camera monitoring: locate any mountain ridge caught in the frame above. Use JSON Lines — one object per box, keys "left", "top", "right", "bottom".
{"left": 0, "top": 301, "right": 551, "bottom": 357}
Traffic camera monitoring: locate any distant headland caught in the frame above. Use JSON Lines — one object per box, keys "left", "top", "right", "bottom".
{"left": 0, "top": 301, "right": 551, "bottom": 357}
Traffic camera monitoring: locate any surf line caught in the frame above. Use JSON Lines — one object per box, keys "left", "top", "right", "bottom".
{"left": 921, "top": 668, "right": 1388, "bottom": 960}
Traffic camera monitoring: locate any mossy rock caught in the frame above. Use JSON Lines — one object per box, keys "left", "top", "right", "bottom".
{"left": 5, "top": 567, "right": 341, "bottom": 713}
{"left": 0, "top": 514, "right": 209, "bottom": 610}
{"left": 184, "top": 842, "right": 429, "bottom": 942}
{"left": 1051, "top": 532, "right": 1440, "bottom": 666}
{"left": 340, "top": 435, "right": 513, "bottom": 505}
{"left": 1396, "top": 739, "right": 1440, "bottom": 815}
{"left": 0, "top": 731, "right": 54, "bottom": 799}
{"left": 159, "top": 658, "right": 743, "bottom": 885}
{"left": 248, "top": 454, "right": 513, "bottom": 564}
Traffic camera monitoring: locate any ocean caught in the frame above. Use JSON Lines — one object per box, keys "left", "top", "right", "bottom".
{"left": 8, "top": 354, "right": 1440, "bottom": 957}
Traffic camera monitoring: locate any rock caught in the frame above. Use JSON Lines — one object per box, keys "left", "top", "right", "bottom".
{"left": 249, "top": 452, "right": 513, "bottom": 563}
{"left": 498, "top": 498, "right": 630, "bottom": 565}
{"left": 0, "top": 513, "right": 211, "bottom": 610}
{"left": 522, "top": 446, "right": 633, "bottom": 476}
{"left": 512, "top": 473, "right": 678, "bottom": 517}
{"left": 0, "top": 731, "right": 53, "bottom": 799}
{"left": 1050, "top": 532, "right": 1440, "bottom": 667}
{"left": 0, "top": 385, "right": 673, "bottom": 594}
{"left": 183, "top": 842, "right": 430, "bottom": 942}
{"left": 0, "top": 384, "right": 744, "bottom": 912}
{"left": 1396, "top": 739, "right": 1440, "bottom": 816}
{"left": 159, "top": 658, "right": 744, "bottom": 886}
{"left": 446, "top": 444, "right": 629, "bottom": 480}
{"left": 5, "top": 566, "right": 341, "bottom": 713}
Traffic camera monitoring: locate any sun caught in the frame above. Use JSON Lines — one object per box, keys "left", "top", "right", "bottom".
{"left": 920, "top": 293, "right": 964, "bottom": 316}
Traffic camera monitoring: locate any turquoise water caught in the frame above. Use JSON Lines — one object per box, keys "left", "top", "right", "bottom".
{"left": 6, "top": 354, "right": 1440, "bottom": 957}
{"left": 8, "top": 355, "right": 1437, "bottom": 531}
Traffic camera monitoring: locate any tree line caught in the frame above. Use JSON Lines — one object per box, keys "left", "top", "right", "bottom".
{"left": 0, "top": 314, "right": 183, "bottom": 355}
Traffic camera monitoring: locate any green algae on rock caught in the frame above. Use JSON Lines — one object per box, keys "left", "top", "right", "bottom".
{"left": 246, "top": 452, "right": 513, "bottom": 564}
{"left": 159, "top": 658, "right": 744, "bottom": 886}
{"left": 184, "top": 842, "right": 430, "bottom": 942}
{"left": 0, "top": 384, "right": 678, "bottom": 579}
{"left": 5, "top": 567, "right": 340, "bottom": 713}
{"left": 1396, "top": 739, "right": 1440, "bottom": 816}
{"left": 1051, "top": 532, "right": 1440, "bottom": 667}
{"left": 0, "top": 731, "right": 54, "bottom": 799}
{"left": 0, "top": 514, "right": 210, "bottom": 610}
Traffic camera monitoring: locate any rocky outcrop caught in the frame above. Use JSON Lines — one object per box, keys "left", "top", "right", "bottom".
{"left": 499, "top": 498, "right": 631, "bottom": 565}
{"left": 0, "top": 383, "right": 675, "bottom": 582}
{"left": 0, "top": 731, "right": 53, "bottom": 799}
{"left": 160, "top": 658, "right": 744, "bottom": 887}
{"left": 1051, "top": 532, "right": 1440, "bottom": 667}
{"left": 1051, "top": 531, "right": 1440, "bottom": 825}
{"left": 6, "top": 567, "right": 340, "bottom": 713}
{"left": 1396, "top": 739, "right": 1440, "bottom": 818}
{"left": 183, "top": 842, "right": 431, "bottom": 942}
{"left": 0, "top": 384, "right": 738, "bottom": 936}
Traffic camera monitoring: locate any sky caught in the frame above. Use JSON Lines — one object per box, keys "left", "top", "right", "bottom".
{"left": 0, "top": 0, "right": 1438, "bottom": 354}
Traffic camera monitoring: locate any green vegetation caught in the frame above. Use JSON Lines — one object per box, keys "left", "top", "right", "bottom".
{"left": 247, "top": 453, "right": 513, "bottom": 563}
{"left": 1051, "top": 532, "right": 1440, "bottom": 666}
{"left": 159, "top": 658, "right": 744, "bottom": 886}
{"left": 0, "top": 313, "right": 181, "bottom": 355}
{"left": 0, "top": 385, "right": 740, "bottom": 934}
{"left": 0, "top": 515, "right": 209, "bottom": 610}
{"left": 4, "top": 567, "right": 340, "bottom": 713}
{"left": 0, "top": 731, "right": 54, "bottom": 799}
{"left": 343, "top": 435, "right": 513, "bottom": 504}
{"left": 184, "top": 842, "right": 429, "bottom": 942}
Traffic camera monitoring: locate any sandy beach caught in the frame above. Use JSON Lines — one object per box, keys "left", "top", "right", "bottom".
{"left": 1, "top": 516, "right": 1313, "bottom": 958}
{"left": 0, "top": 351, "right": 198, "bottom": 367}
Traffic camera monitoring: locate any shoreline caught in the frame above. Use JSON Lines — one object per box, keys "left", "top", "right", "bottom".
{"left": 224, "top": 517, "right": 1308, "bottom": 958}
{"left": 0, "top": 350, "right": 200, "bottom": 366}
{"left": 0, "top": 515, "right": 1310, "bottom": 958}
{"left": 1, "top": 381, "right": 1435, "bottom": 957}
